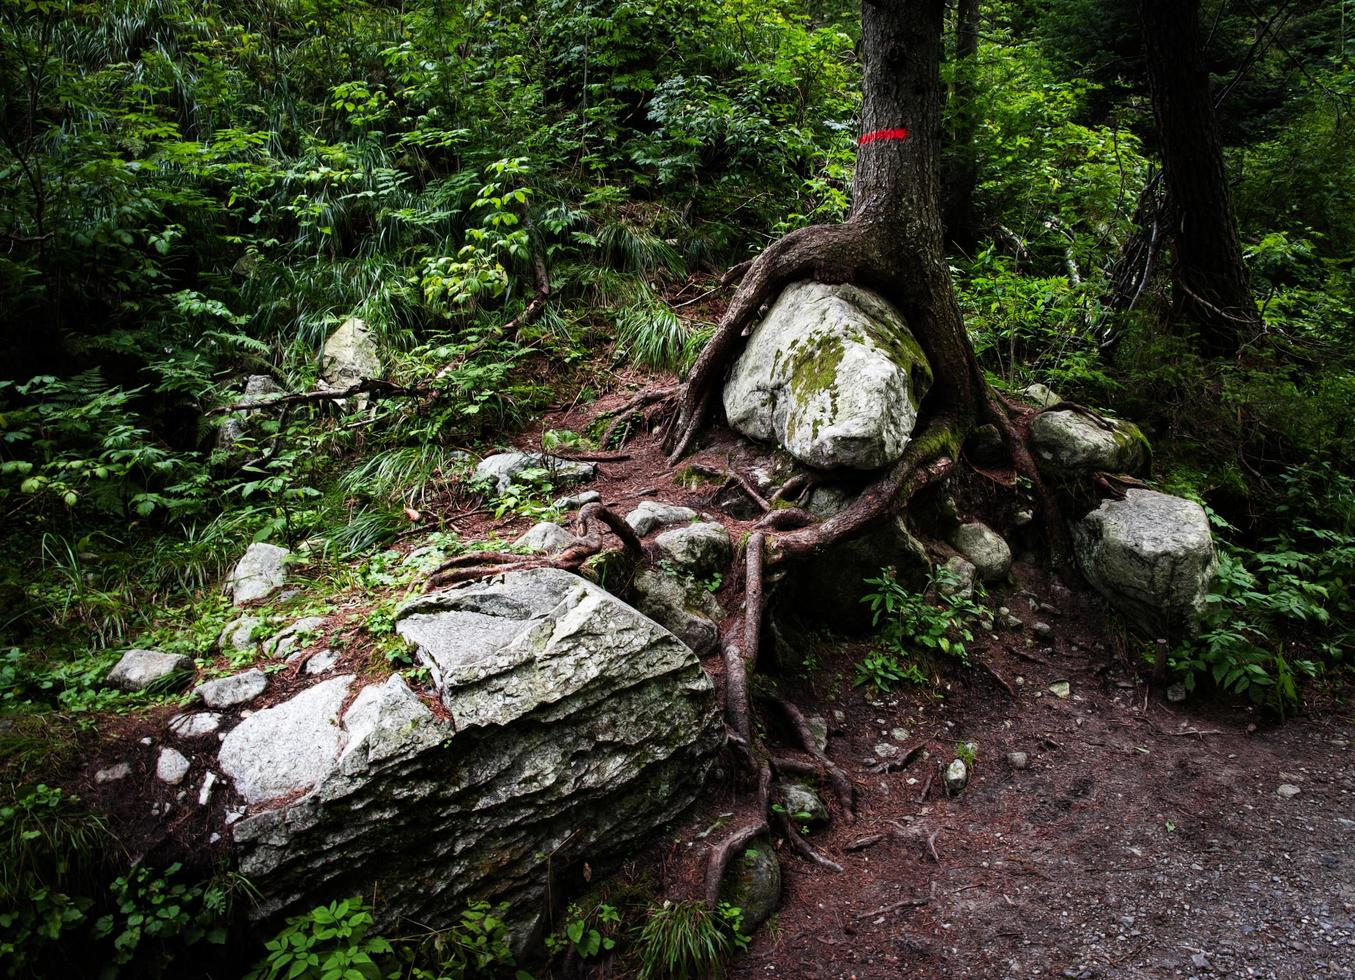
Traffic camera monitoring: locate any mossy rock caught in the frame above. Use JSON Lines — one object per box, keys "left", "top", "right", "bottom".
{"left": 723, "top": 281, "right": 932, "bottom": 471}
{"left": 720, "top": 834, "right": 782, "bottom": 932}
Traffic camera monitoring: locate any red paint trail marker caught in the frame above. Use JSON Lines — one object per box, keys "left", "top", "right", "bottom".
{"left": 858, "top": 127, "right": 909, "bottom": 146}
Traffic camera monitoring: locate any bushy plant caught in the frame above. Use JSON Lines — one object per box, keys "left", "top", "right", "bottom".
{"left": 857, "top": 566, "right": 986, "bottom": 693}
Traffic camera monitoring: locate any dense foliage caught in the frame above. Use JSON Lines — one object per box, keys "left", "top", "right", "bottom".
{"left": 1, "top": 0, "right": 1351, "bottom": 975}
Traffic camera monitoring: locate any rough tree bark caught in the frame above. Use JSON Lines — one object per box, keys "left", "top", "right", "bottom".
{"left": 1136, "top": 0, "right": 1261, "bottom": 356}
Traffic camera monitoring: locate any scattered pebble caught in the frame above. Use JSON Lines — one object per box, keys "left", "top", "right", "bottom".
{"left": 1049, "top": 681, "right": 1071, "bottom": 699}
{"left": 1167, "top": 682, "right": 1187, "bottom": 703}
{"left": 157, "top": 747, "right": 190, "bottom": 785}
{"left": 1033, "top": 621, "right": 1054, "bottom": 640}
{"left": 1007, "top": 751, "right": 1029, "bottom": 770}
{"left": 1277, "top": 784, "right": 1301, "bottom": 799}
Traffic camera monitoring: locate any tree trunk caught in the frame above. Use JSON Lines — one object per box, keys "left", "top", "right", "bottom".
{"left": 852, "top": 0, "right": 984, "bottom": 423}
{"left": 943, "top": 0, "right": 982, "bottom": 252}
{"left": 1137, "top": 0, "right": 1259, "bottom": 356}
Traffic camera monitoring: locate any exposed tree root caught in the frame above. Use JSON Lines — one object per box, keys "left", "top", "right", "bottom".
{"left": 769, "top": 473, "right": 814, "bottom": 506}
{"left": 743, "top": 533, "right": 767, "bottom": 671}
{"left": 424, "top": 502, "right": 642, "bottom": 589}
{"left": 666, "top": 222, "right": 873, "bottom": 462}
{"left": 689, "top": 463, "right": 769, "bottom": 512}
{"left": 767, "top": 696, "right": 854, "bottom": 822}
{"left": 702, "top": 819, "right": 769, "bottom": 910}
{"left": 755, "top": 507, "right": 815, "bottom": 531}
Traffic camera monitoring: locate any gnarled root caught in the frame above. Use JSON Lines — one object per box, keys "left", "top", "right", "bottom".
{"left": 767, "top": 696, "right": 854, "bottom": 822}
{"left": 424, "top": 502, "right": 642, "bottom": 589}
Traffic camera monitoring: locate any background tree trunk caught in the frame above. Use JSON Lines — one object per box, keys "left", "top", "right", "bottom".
{"left": 1137, "top": 0, "right": 1260, "bottom": 356}
{"left": 944, "top": 0, "right": 982, "bottom": 253}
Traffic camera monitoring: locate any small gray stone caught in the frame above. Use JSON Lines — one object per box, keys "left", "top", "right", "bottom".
{"left": 219, "top": 616, "right": 264, "bottom": 653}
{"left": 1075, "top": 489, "right": 1218, "bottom": 636}
{"left": 719, "top": 835, "right": 781, "bottom": 932}
{"left": 196, "top": 669, "right": 268, "bottom": 709}
{"left": 938, "top": 556, "right": 977, "bottom": 598}
{"left": 1049, "top": 681, "right": 1071, "bottom": 699}
{"left": 965, "top": 423, "right": 1006, "bottom": 466}
{"left": 654, "top": 522, "right": 732, "bottom": 580}
{"left": 1277, "top": 784, "right": 1301, "bottom": 799}
{"left": 951, "top": 522, "right": 1012, "bottom": 582}
{"left": 513, "top": 521, "right": 579, "bottom": 555}
{"left": 320, "top": 317, "right": 381, "bottom": 390}
{"left": 1033, "top": 621, "right": 1054, "bottom": 640}
{"left": 1021, "top": 383, "right": 1063, "bottom": 409}
{"left": 157, "top": 747, "right": 190, "bottom": 785}
{"left": 169, "top": 712, "right": 222, "bottom": 738}
{"left": 944, "top": 758, "right": 969, "bottom": 793}
{"left": 625, "top": 501, "right": 699, "bottom": 537}
{"left": 105, "top": 649, "right": 192, "bottom": 692}
{"left": 95, "top": 763, "right": 131, "bottom": 783}
{"left": 303, "top": 649, "right": 340, "bottom": 675}
{"left": 1166, "top": 682, "right": 1187, "bottom": 703}
{"left": 806, "top": 715, "right": 829, "bottom": 752}
{"left": 1006, "top": 751, "right": 1029, "bottom": 770}
{"left": 1030, "top": 409, "right": 1149, "bottom": 476}
{"left": 629, "top": 568, "right": 723, "bottom": 656}
{"left": 473, "top": 452, "right": 595, "bottom": 495}
{"left": 782, "top": 783, "right": 830, "bottom": 830}
{"left": 227, "top": 543, "right": 290, "bottom": 606}
{"left": 874, "top": 743, "right": 900, "bottom": 759}
{"left": 216, "top": 375, "right": 284, "bottom": 451}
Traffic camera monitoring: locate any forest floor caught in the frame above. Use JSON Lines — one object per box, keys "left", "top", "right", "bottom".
{"left": 531, "top": 383, "right": 1355, "bottom": 980}
{"left": 710, "top": 612, "right": 1355, "bottom": 980}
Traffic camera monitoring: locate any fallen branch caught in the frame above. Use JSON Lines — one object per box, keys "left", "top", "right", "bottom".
{"left": 598, "top": 385, "right": 680, "bottom": 448}
{"left": 854, "top": 896, "right": 929, "bottom": 919}
{"left": 210, "top": 378, "right": 417, "bottom": 414}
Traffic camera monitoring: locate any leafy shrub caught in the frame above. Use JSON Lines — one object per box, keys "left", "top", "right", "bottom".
{"left": 248, "top": 897, "right": 528, "bottom": 980}
{"left": 856, "top": 567, "right": 986, "bottom": 692}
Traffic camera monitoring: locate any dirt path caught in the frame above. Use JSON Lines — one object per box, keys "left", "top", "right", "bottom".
{"left": 725, "top": 576, "right": 1355, "bottom": 979}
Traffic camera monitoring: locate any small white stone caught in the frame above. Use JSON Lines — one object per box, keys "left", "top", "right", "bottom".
{"left": 1277, "top": 784, "right": 1301, "bottom": 799}
{"left": 157, "top": 747, "right": 190, "bottom": 785}
{"left": 198, "top": 771, "right": 217, "bottom": 806}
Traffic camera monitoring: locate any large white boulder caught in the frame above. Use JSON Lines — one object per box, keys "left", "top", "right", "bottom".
{"left": 1075, "top": 489, "right": 1217, "bottom": 636}
{"left": 723, "top": 281, "right": 932, "bottom": 471}
{"left": 226, "top": 569, "right": 721, "bottom": 943}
